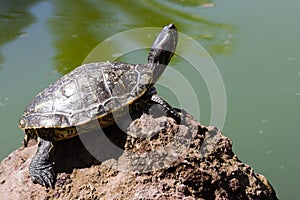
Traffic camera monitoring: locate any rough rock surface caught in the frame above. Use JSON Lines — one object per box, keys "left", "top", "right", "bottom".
{"left": 0, "top": 112, "right": 278, "bottom": 200}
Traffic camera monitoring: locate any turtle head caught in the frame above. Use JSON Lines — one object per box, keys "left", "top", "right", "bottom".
{"left": 148, "top": 23, "right": 178, "bottom": 82}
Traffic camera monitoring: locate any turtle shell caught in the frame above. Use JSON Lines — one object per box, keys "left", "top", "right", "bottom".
{"left": 19, "top": 61, "right": 153, "bottom": 130}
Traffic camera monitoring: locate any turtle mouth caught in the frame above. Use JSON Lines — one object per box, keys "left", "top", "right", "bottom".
{"left": 164, "top": 23, "right": 177, "bottom": 31}
{"left": 153, "top": 23, "right": 178, "bottom": 54}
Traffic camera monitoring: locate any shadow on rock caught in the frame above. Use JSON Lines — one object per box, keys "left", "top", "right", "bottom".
{"left": 54, "top": 124, "right": 127, "bottom": 173}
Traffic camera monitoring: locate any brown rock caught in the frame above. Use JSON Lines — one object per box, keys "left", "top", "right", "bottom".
{"left": 0, "top": 112, "right": 278, "bottom": 199}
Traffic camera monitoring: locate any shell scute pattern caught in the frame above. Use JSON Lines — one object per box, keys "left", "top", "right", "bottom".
{"left": 20, "top": 61, "right": 153, "bottom": 130}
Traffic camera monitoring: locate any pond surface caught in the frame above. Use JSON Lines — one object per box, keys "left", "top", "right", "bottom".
{"left": 1, "top": 0, "right": 299, "bottom": 199}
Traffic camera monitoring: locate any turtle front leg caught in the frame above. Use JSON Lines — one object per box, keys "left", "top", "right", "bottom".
{"left": 29, "top": 138, "right": 56, "bottom": 188}
{"left": 150, "top": 95, "right": 181, "bottom": 124}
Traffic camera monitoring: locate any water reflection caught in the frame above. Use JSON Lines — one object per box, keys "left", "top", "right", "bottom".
{"left": 150, "top": 0, "right": 233, "bottom": 54}
{"left": 48, "top": 0, "right": 232, "bottom": 74}
{"left": 168, "top": 0, "right": 212, "bottom": 6}
{"left": 49, "top": 0, "right": 103, "bottom": 74}
{"left": 0, "top": 0, "right": 232, "bottom": 72}
{"left": 0, "top": 0, "right": 39, "bottom": 67}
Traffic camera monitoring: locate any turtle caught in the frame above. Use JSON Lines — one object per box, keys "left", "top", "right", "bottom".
{"left": 19, "top": 23, "right": 179, "bottom": 188}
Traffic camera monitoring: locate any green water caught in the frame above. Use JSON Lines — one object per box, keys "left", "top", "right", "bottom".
{"left": 1, "top": 0, "right": 299, "bottom": 199}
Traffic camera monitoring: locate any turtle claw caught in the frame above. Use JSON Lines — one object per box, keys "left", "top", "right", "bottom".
{"left": 150, "top": 95, "right": 181, "bottom": 124}
{"left": 30, "top": 163, "right": 56, "bottom": 188}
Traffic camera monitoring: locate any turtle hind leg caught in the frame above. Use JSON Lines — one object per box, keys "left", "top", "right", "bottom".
{"left": 150, "top": 95, "right": 181, "bottom": 124}
{"left": 29, "top": 137, "right": 56, "bottom": 188}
